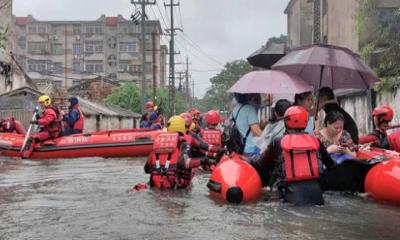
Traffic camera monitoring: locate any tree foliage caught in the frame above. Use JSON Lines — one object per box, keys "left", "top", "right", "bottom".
{"left": 105, "top": 84, "right": 187, "bottom": 115}
{"left": 198, "top": 60, "right": 252, "bottom": 112}
{"left": 0, "top": 26, "right": 7, "bottom": 51}
{"left": 356, "top": 0, "right": 400, "bottom": 93}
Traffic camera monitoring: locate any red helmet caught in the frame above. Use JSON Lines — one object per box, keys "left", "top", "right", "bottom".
{"left": 283, "top": 106, "right": 309, "bottom": 129}
{"left": 180, "top": 112, "right": 193, "bottom": 129}
{"left": 145, "top": 101, "right": 154, "bottom": 109}
{"left": 373, "top": 105, "right": 394, "bottom": 122}
{"left": 191, "top": 108, "right": 201, "bottom": 119}
{"left": 204, "top": 110, "right": 220, "bottom": 125}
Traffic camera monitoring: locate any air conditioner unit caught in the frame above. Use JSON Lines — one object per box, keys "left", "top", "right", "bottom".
{"left": 73, "top": 55, "right": 80, "bottom": 60}
{"left": 75, "top": 35, "right": 81, "bottom": 41}
{"left": 53, "top": 35, "right": 58, "bottom": 41}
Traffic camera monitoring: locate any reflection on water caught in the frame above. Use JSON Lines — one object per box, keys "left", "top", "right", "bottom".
{"left": 1, "top": 156, "right": 400, "bottom": 240}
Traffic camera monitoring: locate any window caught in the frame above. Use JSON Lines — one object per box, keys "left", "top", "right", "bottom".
{"left": 119, "top": 23, "right": 139, "bottom": 34}
{"left": 85, "top": 41, "right": 103, "bottom": 53}
{"left": 73, "top": 43, "right": 81, "bottom": 55}
{"left": 119, "top": 60, "right": 134, "bottom": 72}
{"left": 72, "top": 62, "right": 81, "bottom": 74}
{"left": 28, "top": 24, "right": 48, "bottom": 34}
{"left": 28, "top": 42, "right": 48, "bottom": 54}
{"left": 119, "top": 42, "right": 137, "bottom": 53}
{"left": 18, "top": 36, "right": 26, "bottom": 49}
{"left": 72, "top": 79, "right": 81, "bottom": 86}
{"left": 85, "top": 24, "right": 103, "bottom": 34}
{"left": 85, "top": 61, "right": 103, "bottom": 73}
{"left": 51, "top": 62, "right": 63, "bottom": 74}
{"left": 53, "top": 80, "right": 63, "bottom": 87}
{"left": 52, "top": 43, "right": 63, "bottom": 55}
{"left": 28, "top": 60, "right": 47, "bottom": 73}
{"left": 73, "top": 24, "right": 81, "bottom": 35}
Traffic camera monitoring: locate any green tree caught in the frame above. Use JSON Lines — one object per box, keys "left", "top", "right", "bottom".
{"left": 198, "top": 60, "right": 252, "bottom": 111}
{"left": 356, "top": 0, "right": 400, "bottom": 92}
{"left": 106, "top": 83, "right": 187, "bottom": 115}
{"left": 0, "top": 26, "right": 7, "bottom": 51}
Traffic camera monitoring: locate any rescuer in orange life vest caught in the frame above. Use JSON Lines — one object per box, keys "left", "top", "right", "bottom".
{"left": 22, "top": 95, "right": 62, "bottom": 158}
{"left": 200, "top": 110, "right": 222, "bottom": 147}
{"left": 359, "top": 105, "right": 394, "bottom": 150}
{"left": 180, "top": 112, "right": 224, "bottom": 160}
{"left": 191, "top": 108, "right": 202, "bottom": 134}
{"left": 251, "top": 106, "right": 336, "bottom": 205}
{"left": 62, "top": 96, "right": 84, "bottom": 136}
{"left": 144, "top": 115, "right": 216, "bottom": 189}
{"left": 0, "top": 117, "right": 26, "bottom": 134}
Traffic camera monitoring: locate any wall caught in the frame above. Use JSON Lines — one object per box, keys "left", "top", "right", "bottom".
{"left": 286, "top": 0, "right": 313, "bottom": 48}
{"left": 337, "top": 88, "right": 400, "bottom": 135}
{"left": 325, "top": 0, "right": 360, "bottom": 52}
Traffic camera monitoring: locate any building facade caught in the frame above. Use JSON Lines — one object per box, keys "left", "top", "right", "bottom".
{"left": 13, "top": 14, "right": 167, "bottom": 91}
{"left": 285, "top": 0, "right": 400, "bottom": 52}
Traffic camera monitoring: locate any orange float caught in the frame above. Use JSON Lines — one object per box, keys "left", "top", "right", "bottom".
{"left": 365, "top": 159, "right": 400, "bottom": 205}
{"left": 207, "top": 154, "right": 262, "bottom": 204}
{"left": 0, "top": 129, "right": 162, "bottom": 159}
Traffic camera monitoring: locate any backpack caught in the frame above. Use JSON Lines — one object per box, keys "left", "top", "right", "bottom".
{"left": 222, "top": 104, "right": 251, "bottom": 154}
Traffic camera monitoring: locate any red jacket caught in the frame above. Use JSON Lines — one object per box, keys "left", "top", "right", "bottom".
{"left": 38, "top": 106, "right": 61, "bottom": 137}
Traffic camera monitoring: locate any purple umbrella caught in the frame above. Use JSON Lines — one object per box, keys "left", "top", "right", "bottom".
{"left": 271, "top": 44, "right": 380, "bottom": 90}
{"left": 228, "top": 70, "right": 313, "bottom": 94}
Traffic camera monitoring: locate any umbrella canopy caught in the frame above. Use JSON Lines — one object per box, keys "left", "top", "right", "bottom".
{"left": 271, "top": 44, "right": 380, "bottom": 90}
{"left": 228, "top": 70, "right": 313, "bottom": 94}
{"left": 247, "top": 42, "right": 286, "bottom": 69}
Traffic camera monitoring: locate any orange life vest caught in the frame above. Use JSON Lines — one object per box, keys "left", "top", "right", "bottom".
{"left": 40, "top": 106, "right": 62, "bottom": 138}
{"left": 200, "top": 129, "right": 222, "bottom": 147}
{"left": 280, "top": 134, "right": 320, "bottom": 182}
{"left": 148, "top": 133, "right": 193, "bottom": 189}
{"left": 72, "top": 104, "right": 84, "bottom": 131}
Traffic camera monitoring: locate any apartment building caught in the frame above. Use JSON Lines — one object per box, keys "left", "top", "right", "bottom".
{"left": 13, "top": 14, "right": 167, "bottom": 91}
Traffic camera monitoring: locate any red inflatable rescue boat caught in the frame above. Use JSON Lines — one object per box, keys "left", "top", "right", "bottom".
{"left": 0, "top": 129, "right": 162, "bottom": 159}
{"left": 207, "top": 154, "right": 262, "bottom": 204}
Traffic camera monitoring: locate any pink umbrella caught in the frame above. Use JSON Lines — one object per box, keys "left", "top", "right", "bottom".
{"left": 271, "top": 44, "right": 379, "bottom": 90}
{"left": 228, "top": 70, "right": 313, "bottom": 94}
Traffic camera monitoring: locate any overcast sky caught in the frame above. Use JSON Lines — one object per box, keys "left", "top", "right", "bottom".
{"left": 13, "top": 0, "right": 289, "bottom": 98}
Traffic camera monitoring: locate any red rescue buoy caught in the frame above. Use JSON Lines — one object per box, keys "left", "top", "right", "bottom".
{"left": 207, "top": 155, "right": 262, "bottom": 204}
{"left": 365, "top": 159, "right": 400, "bottom": 205}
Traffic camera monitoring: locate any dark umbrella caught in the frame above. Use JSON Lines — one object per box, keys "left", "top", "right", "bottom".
{"left": 271, "top": 44, "right": 379, "bottom": 90}
{"left": 247, "top": 41, "right": 286, "bottom": 69}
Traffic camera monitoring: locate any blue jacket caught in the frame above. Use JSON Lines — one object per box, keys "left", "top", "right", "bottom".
{"left": 63, "top": 108, "right": 80, "bottom": 127}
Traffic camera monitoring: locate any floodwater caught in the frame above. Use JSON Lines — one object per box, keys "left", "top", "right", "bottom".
{"left": 1, "top": 156, "right": 400, "bottom": 240}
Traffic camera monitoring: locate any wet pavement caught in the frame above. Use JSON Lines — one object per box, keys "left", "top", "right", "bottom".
{"left": 1, "top": 156, "right": 400, "bottom": 240}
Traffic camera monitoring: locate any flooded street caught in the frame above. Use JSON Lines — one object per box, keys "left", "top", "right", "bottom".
{"left": 1, "top": 156, "right": 400, "bottom": 240}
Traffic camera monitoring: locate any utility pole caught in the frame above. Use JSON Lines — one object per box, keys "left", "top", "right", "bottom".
{"left": 165, "top": 0, "right": 180, "bottom": 116}
{"left": 176, "top": 71, "right": 185, "bottom": 91}
{"left": 313, "top": 0, "right": 321, "bottom": 44}
{"left": 192, "top": 78, "right": 195, "bottom": 108}
{"left": 185, "top": 56, "right": 190, "bottom": 108}
{"left": 131, "top": 0, "right": 156, "bottom": 112}
{"left": 151, "top": 31, "right": 158, "bottom": 101}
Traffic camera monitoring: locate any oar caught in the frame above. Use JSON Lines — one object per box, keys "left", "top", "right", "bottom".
{"left": 21, "top": 106, "right": 39, "bottom": 152}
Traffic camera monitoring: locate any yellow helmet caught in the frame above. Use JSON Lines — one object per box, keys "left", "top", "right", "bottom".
{"left": 38, "top": 95, "right": 51, "bottom": 107}
{"left": 167, "top": 115, "right": 186, "bottom": 134}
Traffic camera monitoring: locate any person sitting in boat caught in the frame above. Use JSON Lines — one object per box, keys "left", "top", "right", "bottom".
{"left": 61, "top": 96, "right": 84, "bottom": 136}
{"left": 318, "top": 87, "right": 359, "bottom": 144}
{"left": 251, "top": 106, "right": 336, "bottom": 205}
{"left": 149, "top": 111, "right": 162, "bottom": 130}
{"left": 144, "top": 115, "right": 214, "bottom": 189}
{"left": 359, "top": 105, "right": 393, "bottom": 149}
{"left": 180, "top": 112, "right": 224, "bottom": 159}
{"left": 294, "top": 91, "right": 315, "bottom": 135}
{"left": 0, "top": 117, "right": 26, "bottom": 134}
{"left": 22, "top": 95, "right": 62, "bottom": 158}
{"left": 254, "top": 99, "right": 292, "bottom": 152}
{"left": 316, "top": 111, "right": 356, "bottom": 164}
{"left": 191, "top": 108, "right": 202, "bottom": 134}
{"left": 139, "top": 101, "right": 155, "bottom": 128}
{"left": 200, "top": 110, "right": 222, "bottom": 147}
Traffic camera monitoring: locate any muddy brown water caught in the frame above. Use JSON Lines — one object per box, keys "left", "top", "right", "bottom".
{"left": 1, "top": 156, "right": 400, "bottom": 240}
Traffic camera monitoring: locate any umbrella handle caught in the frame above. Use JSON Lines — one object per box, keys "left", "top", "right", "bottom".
{"left": 314, "top": 65, "right": 325, "bottom": 122}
